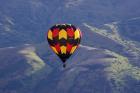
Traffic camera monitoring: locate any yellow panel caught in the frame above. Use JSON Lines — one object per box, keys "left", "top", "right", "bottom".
{"left": 70, "top": 46, "right": 77, "bottom": 54}
{"left": 74, "top": 29, "right": 80, "bottom": 39}
{"left": 59, "top": 29, "right": 67, "bottom": 39}
{"left": 51, "top": 46, "right": 58, "bottom": 54}
{"left": 48, "top": 30, "right": 53, "bottom": 40}
{"left": 60, "top": 46, "right": 66, "bottom": 54}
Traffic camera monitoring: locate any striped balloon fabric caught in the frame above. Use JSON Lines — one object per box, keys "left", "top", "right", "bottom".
{"left": 47, "top": 24, "right": 81, "bottom": 67}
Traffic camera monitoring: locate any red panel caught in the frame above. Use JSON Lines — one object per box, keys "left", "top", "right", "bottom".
{"left": 54, "top": 43, "right": 61, "bottom": 52}
{"left": 67, "top": 28, "right": 74, "bottom": 37}
{"left": 52, "top": 28, "right": 59, "bottom": 37}
{"left": 66, "top": 43, "right": 73, "bottom": 53}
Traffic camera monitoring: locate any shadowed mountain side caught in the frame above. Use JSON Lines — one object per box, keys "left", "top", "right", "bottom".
{"left": 83, "top": 23, "right": 140, "bottom": 67}
{"left": 80, "top": 25, "right": 124, "bottom": 53}
{"left": 0, "top": 43, "right": 140, "bottom": 93}
{"left": 118, "top": 18, "right": 140, "bottom": 42}
{"left": 34, "top": 44, "right": 140, "bottom": 93}
{"left": 0, "top": 0, "right": 140, "bottom": 47}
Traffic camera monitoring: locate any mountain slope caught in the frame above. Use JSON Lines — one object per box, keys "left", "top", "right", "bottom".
{"left": 0, "top": 43, "right": 140, "bottom": 93}
{"left": 0, "top": 0, "right": 140, "bottom": 47}
{"left": 83, "top": 22, "right": 140, "bottom": 67}
{"left": 0, "top": 0, "right": 140, "bottom": 93}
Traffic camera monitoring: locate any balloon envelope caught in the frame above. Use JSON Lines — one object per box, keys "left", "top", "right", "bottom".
{"left": 47, "top": 24, "right": 81, "bottom": 67}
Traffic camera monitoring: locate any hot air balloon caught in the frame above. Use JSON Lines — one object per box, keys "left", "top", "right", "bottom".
{"left": 47, "top": 24, "right": 81, "bottom": 68}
